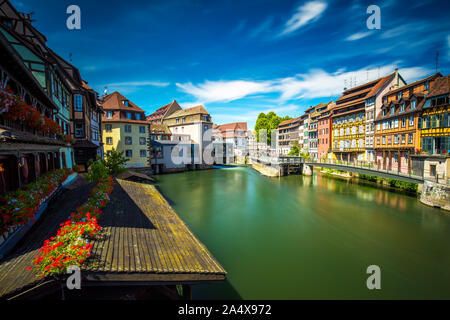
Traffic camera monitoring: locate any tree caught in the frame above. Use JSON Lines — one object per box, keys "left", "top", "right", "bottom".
{"left": 288, "top": 141, "right": 300, "bottom": 156}
{"left": 254, "top": 112, "right": 292, "bottom": 145}
{"left": 104, "top": 148, "right": 129, "bottom": 175}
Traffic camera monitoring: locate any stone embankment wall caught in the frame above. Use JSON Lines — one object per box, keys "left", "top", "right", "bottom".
{"left": 251, "top": 163, "right": 279, "bottom": 177}
{"left": 420, "top": 181, "right": 450, "bottom": 211}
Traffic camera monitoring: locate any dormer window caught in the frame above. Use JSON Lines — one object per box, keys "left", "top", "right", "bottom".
{"left": 400, "top": 103, "right": 405, "bottom": 112}
{"left": 391, "top": 106, "right": 395, "bottom": 115}
{"left": 411, "top": 100, "right": 416, "bottom": 110}
{"left": 397, "top": 91, "right": 402, "bottom": 100}
{"left": 122, "top": 100, "right": 129, "bottom": 107}
{"left": 424, "top": 81, "right": 429, "bottom": 91}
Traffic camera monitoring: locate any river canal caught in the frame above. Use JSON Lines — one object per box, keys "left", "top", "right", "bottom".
{"left": 156, "top": 166, "right": 450, "bottom": 299}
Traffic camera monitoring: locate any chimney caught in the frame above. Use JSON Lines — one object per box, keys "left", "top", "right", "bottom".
{"left": 391, "top": 68, "right": 399, "bottom": 90}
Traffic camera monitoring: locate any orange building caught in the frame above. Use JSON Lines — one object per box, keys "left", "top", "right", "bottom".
{"left": 374, "top": 73, "right": 441, "bottom": 173}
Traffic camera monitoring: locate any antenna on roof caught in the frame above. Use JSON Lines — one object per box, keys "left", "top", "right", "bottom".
{"left": 104, "top": 86, "right": 108, "bottom": 95}
{"left": 435, "top": 50, "right": 439, "bottom": 73}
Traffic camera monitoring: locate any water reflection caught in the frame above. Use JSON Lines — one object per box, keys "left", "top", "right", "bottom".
{"left": 157, "top": 167, "right": 450, "bottom": 299}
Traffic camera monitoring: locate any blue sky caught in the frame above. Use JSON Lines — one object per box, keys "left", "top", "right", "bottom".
{"left": 11, "top": 0, "right": 450, "bottom": 128}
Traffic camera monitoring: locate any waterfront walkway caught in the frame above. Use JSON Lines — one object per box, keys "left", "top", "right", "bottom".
{"left": 0, "top": 178, "right": 225, "bottom": 300}
{"left": 83, "top": 179, "right": 226, "bottom": 282}
{"left": 0, "top": 176, "right": 93, "bottom": 299}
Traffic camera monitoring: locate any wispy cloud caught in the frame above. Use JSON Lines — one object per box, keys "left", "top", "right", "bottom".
{"left": 250, "top": 16, "right": 274, "bottom": 38}
{"left": 345, "top": 31, "right": 374, "bottom": 41}
{"left": 176, "top": 80, "right": 274, "bottom": 103}
{"left": 107, "top": 81, "right": 170, "bottom": 87}
{"left": 176, "top": 64, "right": 433, "bottom": 104}
{"left": 279, "top": 1, "right": 327, "bottom": 36}
{"left": 101, "top": 81, "right": 170, "bottom": 94}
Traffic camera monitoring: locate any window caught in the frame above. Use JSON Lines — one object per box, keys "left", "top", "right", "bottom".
{"left": 136, "top": 113, "right": 141, "bottom": 120}
{"left": 394, "top": 134, "right": 399, "bottom": 144}
{"left": 182, "top": 117, "right": 186, "bottom": 123}
{"left": 394, "top": 119, "right": 399, "bottom": 129}
{"left": 125, "top": 125, "right": 131, "bottom": 133}
{"left": 176, "top": 118, "right": 179, "bottom": 124}
{"left": 74, "top": 123, "right": 84, "bottom": 138}
{"left": 391, "top": 106, "right": 395, "bottom": 115}
{"left": 106, "top": 137, "right": 113, "bottom": 145}
{"left": 156, "top": 146, "right": 163, "bottom": 159}
{"left": 140, "top": 150, "right": 147, "bottom": 157}
{"left": 408, "top": 133, "right": 413, "bottom": 144}
{"left": 105, "top": 124, "right": 112, "bottom": 132}
{"left": 204, "top": 125, "right": 209, "bottom": 131}
{"left": 106, "top": 111, "right": 112, "bottom": 119}
{"left": 125, "top": 150, "right": 133, "bottom": 157}
{"left": 401, "top": 134, "right": 406, "bottom": 144}
{"left": 74, "top": 94, "right": 83, "bottom": 111}
{"left": 400, "top": 103, "right": 405, "bottom": 112}
{"left": 409, "top": 116, "right": 414, "bottom": 126}
{"left": 382, "top": 136, "right": 386, "bottom": 145}
{"left": 139, "top": 126, "right": 146, "bottom": 133}
{"left": 125, "top": 137, "right": 132, "bottom": 145}
{"left": 122, "top": 100, "right": 129, "bottom": 107}
{"left": 401, "top": 118, "right": 406, "bottom": 127}
{"left": 377, "top": 123, "right": 380, "bottom": 131}
{"left": 139, "top": 137, "right": 146, "bottom": 145}
{"left": 411, "top": 100, "right": 416, "bottom": 110}
{"left": 424, "top": 81, "right": 429, "bottom": 91}
{"left": 126, "top": 112, "right": 132, "bottom": 119}
{"left": 397, "top": 91, "right": 402, "bottom": 100}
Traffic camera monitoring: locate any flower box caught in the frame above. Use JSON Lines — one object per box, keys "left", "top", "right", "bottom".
{"left": 0, "top": 172, "right": 78, "bottom": 260}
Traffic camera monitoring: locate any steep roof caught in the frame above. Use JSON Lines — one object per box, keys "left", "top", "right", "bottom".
{"left": 214, "top": 122, "right": 248, "bottom": 138}
{"left": 150, "top": 123, "right": 171, "bottom": 134}
{"left": 278, "top": 117, "right": 302, "bottom": 128}
{"left": 165, "top": 105, "right": 209, "bottom": 119}
{"left": 427, "top": 75, "right": 450, "bottom": 98}
{"left": 100, "top": 91, "right": 145, "bottom": 112}
{"left": 386, "top": 73, "right": 442, "bottom": 96}
{"left": 147, "top": 100, "right": 181, "bottom": 120}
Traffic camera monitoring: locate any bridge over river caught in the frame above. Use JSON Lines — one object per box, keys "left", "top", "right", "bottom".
{"left": 250, "top": 156, "right": 425, "bottom": 184}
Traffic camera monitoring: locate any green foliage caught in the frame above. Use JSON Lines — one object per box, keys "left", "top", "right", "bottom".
{"left": 386, "top": 178, "right": 418, "bottom": 193}
{"left": 87, "top": 148, "right": 128, "bottom": 181}
{"left": 299, "top": 151, "right": 311, "bottom": 161}
{"left": 359, "top": 174, "right": 378, "bottom": 183}
{"left": 104, "top": 148, "right": 129, "bottom": 175}
{"left": 87, "top": 158, "right": 109, "bottom": 183}
{"left": 288, "top": 141, "right": 300, "bottom": 156}
{"left": 255, "top": 112, "right": 292, "bottom": 145}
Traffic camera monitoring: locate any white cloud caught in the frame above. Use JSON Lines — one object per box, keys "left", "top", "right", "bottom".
{"left": 176, "top": 80, "right": 274, "bottom": 103}
{"left": 107, "top": 81, "right": 170, "bottom": 87}
{"left": 280, "top": 1, "right": 327, "bottom": 36}
{"left": 345, "top": 31, "right": 374, "bottom": 41}
{"left": 176, "top": 64, "right": 433, "bottom": 104}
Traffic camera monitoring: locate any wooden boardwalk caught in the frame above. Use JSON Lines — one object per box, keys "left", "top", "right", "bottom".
{"left": 0, "top": 178, "right": 225, "bottom": 299}
{"left": 83, "top": 179, "right": 226, "bottom": 283}
{"left": 0, "top": 177, "right": 94, "bottom": 300}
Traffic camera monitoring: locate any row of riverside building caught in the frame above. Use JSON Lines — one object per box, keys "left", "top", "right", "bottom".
{"left": 0, "top": 1, "right": 103, "bottom": 194}
{"left": 269, "top": 69, "right": 450, "bottom": 182}
{"left": 0, "top": 0, "right": 241, "bottom": 196}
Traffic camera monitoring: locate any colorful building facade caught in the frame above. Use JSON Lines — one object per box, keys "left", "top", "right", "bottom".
{"left": 101, "top": 91, "right": 150, "bottom": 168}
{"left": 374, "top": 73, "right": 440, "bottom": 173}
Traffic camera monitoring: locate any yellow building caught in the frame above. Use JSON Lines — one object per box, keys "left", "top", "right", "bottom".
{"left": 100, "top": 92, "right": 150, "bottom": 168}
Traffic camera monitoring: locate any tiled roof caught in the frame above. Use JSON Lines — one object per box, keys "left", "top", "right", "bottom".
{"left": 336, "top": 74, "right": 394, "bottom": 106}
{"left": 147, "top": 100, "right": 180, "bottom": 120}
{"left": 386, "top": 73, "right": 442, "bottom": 96}
{"left": 165, "top": 105, "right": 209, "bottom": 119}
{"left": 100, "top": 91, "right": 145, "bottom": 112}
{"left": 427, "top": 75, "right": 450, "bottom": 98}
{"left": 150, "top": 124, "right": 171, "bottom": 134}
{"left": 278, "top": 117, "right": 301, "bottom": 128}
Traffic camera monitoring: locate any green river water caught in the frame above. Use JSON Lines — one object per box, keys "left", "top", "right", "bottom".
{"left": 155, "top": 166, "right": 450, "bottom": 299}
